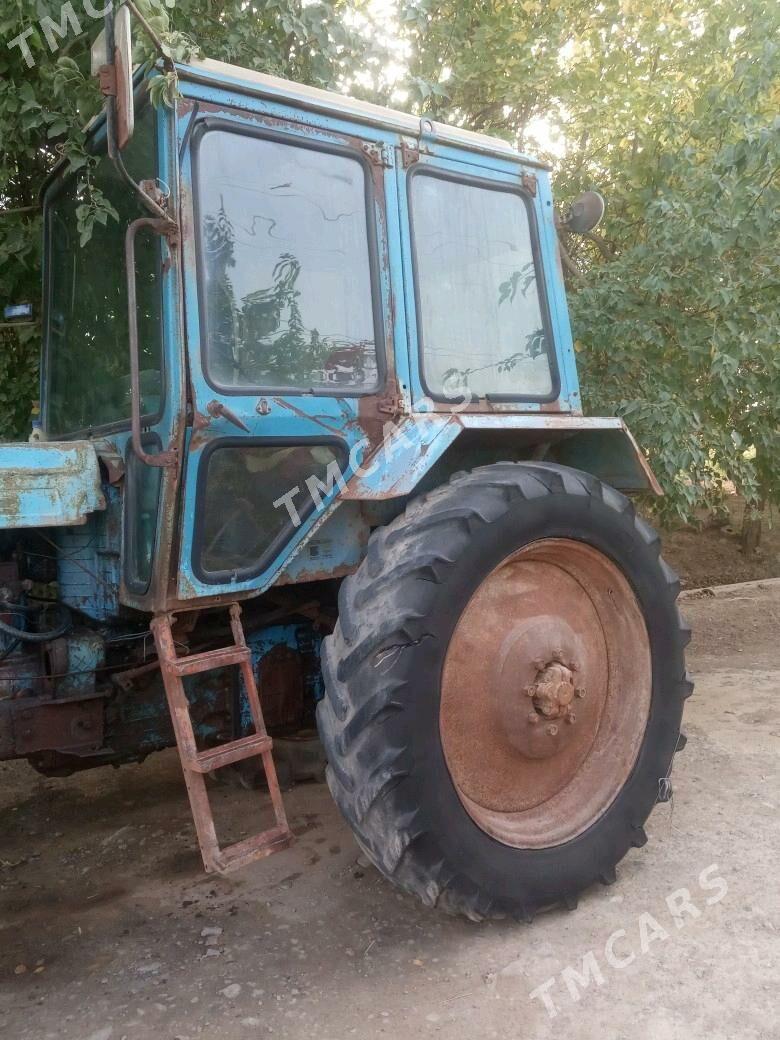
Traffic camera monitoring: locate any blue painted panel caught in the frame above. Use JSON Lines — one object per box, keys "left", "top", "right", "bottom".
{"left": 0, "top": 441, "right": 104, "bottom": 529}
{"left": 277, "top": 500, "right": 370, "bottom": 582}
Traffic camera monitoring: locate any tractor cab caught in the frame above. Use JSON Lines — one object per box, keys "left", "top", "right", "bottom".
{"left": 35, "top": 53, "right": 657, "bottom": 622}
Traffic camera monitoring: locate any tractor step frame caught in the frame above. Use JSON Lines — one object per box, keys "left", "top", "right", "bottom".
{"left": 151, "top": 603, "right": 292, "bottom": 874}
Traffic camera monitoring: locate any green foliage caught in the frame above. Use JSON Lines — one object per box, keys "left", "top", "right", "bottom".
{"left": 401, "top": 0, "right": 780, "bottom": 521}
{"left": 167, "top": 0, "right": 379, "bottom": 89}
{"left": 1, "top": 2, "right": 106, "bottom": 439}
{"left": 0, "top": 326, "right": 39, "bottom": 439}
{"left": 0, "top": 0, "right": 378, "bottom": 440}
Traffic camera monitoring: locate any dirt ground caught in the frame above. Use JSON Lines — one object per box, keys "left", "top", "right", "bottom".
{"left": 660, "top": 496, "right": 780, "bottom": 589}
{"left": 1, "top": 582, "right": 779, "bottom": 1040}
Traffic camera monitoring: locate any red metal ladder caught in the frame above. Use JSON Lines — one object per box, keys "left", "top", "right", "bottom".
{"left": 151, "top": 603, "right": 292, "bottom": 874}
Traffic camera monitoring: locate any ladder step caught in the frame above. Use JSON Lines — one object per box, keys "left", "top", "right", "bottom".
{"left": 190, "top": 733, "right": 273, "bottom": 773}
{"left": 169, "top": 645, "right": 250, "bottom": 677}
{"left": 212, "top": 824, "right": 293, "bottom": 874}
{"left": 152, "top": 605, "right": 293, "bottom": 876}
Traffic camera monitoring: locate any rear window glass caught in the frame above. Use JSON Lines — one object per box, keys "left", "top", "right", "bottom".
{"left": 410, "top": 173, "right": 554, "bottom": 400}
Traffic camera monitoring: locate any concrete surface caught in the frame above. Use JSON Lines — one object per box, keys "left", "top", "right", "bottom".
{"left": 1, "top": 583, "right": 778, "bottom": 1040}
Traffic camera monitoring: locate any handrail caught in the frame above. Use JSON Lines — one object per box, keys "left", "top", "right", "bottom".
{"left": 125, "top": 215, "right": 178, "bottom": 467}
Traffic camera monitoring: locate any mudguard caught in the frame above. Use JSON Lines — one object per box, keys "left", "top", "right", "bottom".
{"left": 341, "top": 415, "right": 661, "bottom": 499}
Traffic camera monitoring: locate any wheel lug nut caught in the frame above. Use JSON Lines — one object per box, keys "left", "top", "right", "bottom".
{"left": 575, "top": 687, "right": 586, "bottom": 698}
{"left": 567, "top": 712, "right": 576, "bottom": 724}
{"left": 527, "top": 712, "right": 539, "bottom": 725}
{"left": 547, "top": 724, "right": 558, "bottom": 736}
{"left": 554, "top": 647, "right": 563, "bottom": 658}
{"left": 524, "top": 685, "right": 535, "bottom": 697}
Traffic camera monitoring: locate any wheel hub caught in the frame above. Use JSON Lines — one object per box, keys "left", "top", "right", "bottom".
{"left": 527, "top": 659, "right": 579, "bottom": 721}
{"left": 513, "top": 654, "right": 585, "bottom": 760}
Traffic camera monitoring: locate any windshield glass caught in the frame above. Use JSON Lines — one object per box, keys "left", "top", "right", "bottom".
{"left": 411, "top": 172, "right": 554, "bottom": 400}
{"left": 44, "top": 103, "right": 162, "bottom": 436}
{"left": 195, "top": 129, "right": 379, "bottom": 392}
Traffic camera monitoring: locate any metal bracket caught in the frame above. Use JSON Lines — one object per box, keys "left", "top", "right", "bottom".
{"left": 400, "top": 140, "right": 420, "bottom": 168}
{"left": 522, "top": 173, "right": 538, "bottom": 197}
{"left": 361, "top": 141, "right": 392, "bottom": 167}
{"left": 98, "top": 63, "right": 117, "bottom": 97}
{"left": 206, "top": 399, "right": 250, "bottom": 433}
{"left": 377, "top": 379, "right": 405, "bottom": 418}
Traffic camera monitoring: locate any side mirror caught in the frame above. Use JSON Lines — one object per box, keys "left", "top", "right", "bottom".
{"left": 92, "top": 5, "right": 134, "bottom": 151}
{"left": 562, "top": 191, "right": 605, "bottom": 234}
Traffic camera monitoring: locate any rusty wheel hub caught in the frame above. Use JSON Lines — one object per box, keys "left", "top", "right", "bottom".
{"left": 439, "top": 539, "right": 652, "bottom": 848}
{"left": 519, "top": 658, "right": 582, "bottom": 757}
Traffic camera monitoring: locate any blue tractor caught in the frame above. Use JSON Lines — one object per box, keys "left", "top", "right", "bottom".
{"left": 0, "top": 10, "right": 690, "bottom": 920}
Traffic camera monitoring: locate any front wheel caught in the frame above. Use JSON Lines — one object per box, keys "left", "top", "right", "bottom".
{"left": 317, "top": 463, "right": 692, "bottom": 920}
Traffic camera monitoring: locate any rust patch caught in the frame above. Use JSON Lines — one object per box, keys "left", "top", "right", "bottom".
{"left": 356, "top": 373, "right": 404, "bottom": 457}
{"left": 522, "top": 172, "right": 538, "bottom": 196}
{"left": 257, "top": 644, "right": 304, "bottom": 730}
{"left": 3, "top": 695, "right": 104, "bottom": 757}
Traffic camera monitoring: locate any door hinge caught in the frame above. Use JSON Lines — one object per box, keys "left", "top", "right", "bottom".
{"left": 377, "top": 381, "right": 405, "bottom": 418}
{"left": 522, "top": 172, "right": 538, "bottom": 197}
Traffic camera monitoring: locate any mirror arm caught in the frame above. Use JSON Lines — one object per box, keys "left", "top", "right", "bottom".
{"left": 125, "top": 216, "right": 179, "bottom": 468}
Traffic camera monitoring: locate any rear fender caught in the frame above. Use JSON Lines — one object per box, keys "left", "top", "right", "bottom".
{"left": 341, "top": 415, "right": 661, "bottom": 500}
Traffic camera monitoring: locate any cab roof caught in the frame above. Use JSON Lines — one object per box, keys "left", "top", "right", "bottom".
{"left": 178, "top": 58, "right": 551, "bottom": 171}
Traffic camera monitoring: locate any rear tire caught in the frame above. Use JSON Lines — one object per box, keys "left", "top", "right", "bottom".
{"left": 317, "top": 463, "right": 692, "bottom": 920}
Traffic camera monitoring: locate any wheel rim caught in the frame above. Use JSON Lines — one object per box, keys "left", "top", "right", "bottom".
{"left": 439, "top": 538, "right": 652, "bottom": 848}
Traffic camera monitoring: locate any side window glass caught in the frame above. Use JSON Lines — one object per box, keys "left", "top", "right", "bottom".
{"left": 196, "top": 442, "right": 346, "bottom": 581}
{"left": 196, "top": 130, "right": 380, "bottom": 392}
{"left": 44, "top": 103, "right": 162, "bottom": 436}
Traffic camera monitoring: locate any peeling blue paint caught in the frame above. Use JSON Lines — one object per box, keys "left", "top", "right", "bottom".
{"left": 0, "top": 442, "right": 104, "bottom": 529}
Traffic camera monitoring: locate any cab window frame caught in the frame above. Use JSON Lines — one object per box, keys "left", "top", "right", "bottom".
{"left": 190, "top": 117, "right": 386, "bottom": 398}
{"left": 41, "top": 96, "right": 165, "bottom": 440}
{"left": 407, "top": 165, "right": 560, "bottom": 404}
{"left": 123, "top": 432, "right": 164, "bottom": 595}
{"left": 192, "top": 435, "right": 349, "bottom": 584}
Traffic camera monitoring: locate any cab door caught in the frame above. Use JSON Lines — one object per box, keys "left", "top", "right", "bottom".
{"left": 174, "top": 99, "right": 406, "bottom": 600}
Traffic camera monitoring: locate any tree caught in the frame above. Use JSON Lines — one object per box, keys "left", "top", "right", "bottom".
{"left": 400, "top": 0, "right": 780, "bottom": 524}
